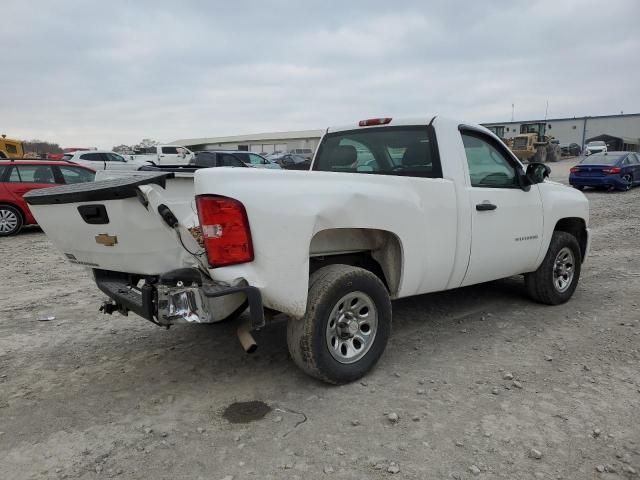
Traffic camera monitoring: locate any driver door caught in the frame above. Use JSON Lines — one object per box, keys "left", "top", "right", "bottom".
{"left": 460, "top": 129, "right": 544, "bottom": 287}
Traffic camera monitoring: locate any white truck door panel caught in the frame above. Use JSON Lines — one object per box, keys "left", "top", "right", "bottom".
{"left": 463, "top": 187, "right": 543, "bottom": 286}
{"left": 459, "top": 130, "right": 544, "bottom": 286}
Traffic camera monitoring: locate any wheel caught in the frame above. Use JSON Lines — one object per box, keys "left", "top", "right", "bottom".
{"left": 525, "top": 231, "right": 582, "bottom": 305}
{"left": 287, "top": 265, "right": 392, "bottom": 384}
{"left": 0, "top": 205, "right": 23, "bottom": 236}
{"left": 546, "top": 144, "right": 560, "bottom": 163}
{"left": 533, "top": 146, "right": 547, "bottom": 163}
{"left": 619, "top": 174, "right": 633, "bottom": 191}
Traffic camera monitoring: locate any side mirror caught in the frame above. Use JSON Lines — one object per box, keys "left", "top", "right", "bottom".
{"left": 526, "top": 162, "right": 551, "bottom": 184}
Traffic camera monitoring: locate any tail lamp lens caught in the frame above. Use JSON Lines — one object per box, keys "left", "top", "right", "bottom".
{"left": 570, "top": 167, "right": 579, "bottom": 173}
{"left": 195, "top": 195, "right": 254, "bottom": 268}
{"left": 603, "top": 167, "right": 621, "bottom": 174}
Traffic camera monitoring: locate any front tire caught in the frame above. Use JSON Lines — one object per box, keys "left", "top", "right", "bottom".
{"left": 287, "top": 265, "right": 392, "bottom": 384}
{"left": 0, "top": 205, "right": 23, "bottom": 236}
{"left": 525, "top": 231, "right": 582, "bottom": 305}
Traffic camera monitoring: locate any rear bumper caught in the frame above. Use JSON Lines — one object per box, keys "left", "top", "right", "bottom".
{"left": 569, "top": 175, "right": 622, "bottom": 188}
{"left": 94, "top": 268, "right": 264, "bottom": 329}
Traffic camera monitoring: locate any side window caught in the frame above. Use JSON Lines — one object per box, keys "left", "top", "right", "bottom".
{"left": 161, "top": 146, "right": 178, "bottom": 155}
{"left": 0, "top": 165, "right": 6, "bottom": 179}
{"left": 461, "top": 132, "right": 518, "bottom": 188}
{"left": 105, "top": 153, "right": 125, "bottom": 162}
{"left": 219, "top": 154, "right": 243, "bottom": 167}
{"left": 248, "top": 153, "right": 266, "bottom": 165}
{"left": 8, "top": 167, "right": 21, "bottom": 182}
{"left": 9, "top": 165, "right": 56, "bottom": 183}
{"left": 58, "top": 166, "right": 95, "bottom": 184}
{"left": 6, "top": 144, "right": 18, "bottom": 154}
{"left": 632, "top": 154, "right": 640, "bottom": 164}
{"left": 80, "top": 153, "right": 104, "bottom": 162}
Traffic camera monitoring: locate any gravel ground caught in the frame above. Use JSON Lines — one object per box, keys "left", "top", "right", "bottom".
{"left": 1, "top": 158, "right": 639, "bottom": 479}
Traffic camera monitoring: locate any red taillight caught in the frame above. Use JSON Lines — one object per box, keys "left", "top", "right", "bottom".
{"left": 358, "top": 117, "right": 392, "bottom": 127}
{"left": 195, "top": 195, "right": 253, "bottom": 268}
{"left": 603, "top": 167, "right": 621, "bottom": 174}
{"left": 570, "top": 167, "right": 579, "bottom": 173}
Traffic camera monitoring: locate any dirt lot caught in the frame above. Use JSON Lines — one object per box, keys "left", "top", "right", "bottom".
{"left": 1, "top": 158, "right": 639, "bottom": 479}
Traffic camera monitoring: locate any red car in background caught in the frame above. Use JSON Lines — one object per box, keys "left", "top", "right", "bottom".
{"left": 0, "top": 160, "right": 95, "bottom": 236}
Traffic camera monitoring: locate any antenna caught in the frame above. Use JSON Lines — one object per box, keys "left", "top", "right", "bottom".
{"left": 544, "top": 100, "right": 549, "bottom": 121}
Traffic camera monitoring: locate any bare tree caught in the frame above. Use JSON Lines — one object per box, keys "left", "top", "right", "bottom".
{"left": 23, "top": 140, "right": 63, "bottom": 155}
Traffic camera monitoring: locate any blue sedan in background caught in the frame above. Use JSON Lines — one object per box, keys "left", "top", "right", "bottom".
{"left": 570, "top": 152, "right": 640, "bottom": 191}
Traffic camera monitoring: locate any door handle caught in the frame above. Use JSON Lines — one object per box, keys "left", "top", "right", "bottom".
{"left": 476, "top": 202, "right": 497, "bottom": 211}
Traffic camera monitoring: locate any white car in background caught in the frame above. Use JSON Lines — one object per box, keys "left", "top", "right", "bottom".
{"left": 584, "top": 141, "right": 607, "bottom": 156}
{"left": 130, "top": 145, "right": 194, "bottom": 165}
{"left": 63, "top": 150, "right": 148, "bottom": 171}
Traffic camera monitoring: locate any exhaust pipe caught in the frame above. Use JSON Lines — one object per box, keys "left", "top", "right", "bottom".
{"left": 237, "top": 320, "right": 257, "bottom": 353}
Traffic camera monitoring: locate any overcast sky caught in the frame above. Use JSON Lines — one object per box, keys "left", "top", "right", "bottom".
{"left": 2, "top": 0, "right": 639, "bottom": 148}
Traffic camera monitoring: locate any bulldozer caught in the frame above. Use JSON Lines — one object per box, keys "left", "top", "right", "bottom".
{"left": 0, "top": 134, "right": 25, "bottom": 159}
{"left": 487, "top": 125, "right": 513, "bottom": 149}
{"left": 510, "top": 122, "right": 561, "bottom": 163}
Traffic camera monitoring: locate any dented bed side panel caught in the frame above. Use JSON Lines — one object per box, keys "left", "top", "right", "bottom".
{"left": 194, "top": 168, "right": 460, "bottom": 318}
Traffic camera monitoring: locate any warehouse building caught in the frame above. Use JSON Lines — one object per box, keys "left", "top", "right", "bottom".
{"left": 483, "top": 113, "right": 640, "bottom": 151}
{"left": 174, "top": 112, "right": 640, "bottom": 156}
{"left": 172, "top": 129, "right": 324, "bottom": 155}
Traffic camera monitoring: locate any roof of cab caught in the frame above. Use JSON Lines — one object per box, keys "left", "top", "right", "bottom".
{"left": 326, "top": 116, "right": 438, "bottom": 134}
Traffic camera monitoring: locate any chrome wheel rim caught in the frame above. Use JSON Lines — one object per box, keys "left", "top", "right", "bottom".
{"left": 0, "top": 209, "right": 18, "bottom": 233}
{"left": 553, "top": 247, "right": 575, "bottom": 293}
{"left": 325, "top": 291, "right": 378, "bottom": 364}
{"left": 622, "top": 174, "right": 632, "bottom": 190}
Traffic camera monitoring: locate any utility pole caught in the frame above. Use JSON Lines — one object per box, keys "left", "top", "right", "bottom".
{"left": 511, "top": 104, "right": 514, "bottom": 122}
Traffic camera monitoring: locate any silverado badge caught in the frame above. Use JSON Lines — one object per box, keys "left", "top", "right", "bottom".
{"left": 95, "top": 233, "right": 118, "bottom": 247}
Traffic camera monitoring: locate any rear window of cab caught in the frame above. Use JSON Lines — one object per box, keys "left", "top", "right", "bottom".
{"left": 313, "top": 126, "right": 442, "bottom": 178}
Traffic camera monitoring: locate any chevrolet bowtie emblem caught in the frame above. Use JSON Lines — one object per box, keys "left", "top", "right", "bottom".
{"left": 95, "top": 233, "right": 118, "bottom": 247}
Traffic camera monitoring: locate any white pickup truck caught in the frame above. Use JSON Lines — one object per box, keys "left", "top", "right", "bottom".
{"left": 131, "top": 145, "right": 194, "bottom": 165}
{"left": 25, "top": 116, "right": 590, "bottom": 384}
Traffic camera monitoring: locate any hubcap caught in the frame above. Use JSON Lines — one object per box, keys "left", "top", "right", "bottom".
{"left": 325, "top": 291, "right": 378, "bottom": 364}
{"left": 0, "top": 209, "right": 18, "bottom": 233}
{"left": 553, "top": 247, "right": 575, "bottom": 293}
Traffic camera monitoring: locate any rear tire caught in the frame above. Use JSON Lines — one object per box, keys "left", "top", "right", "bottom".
{"left": 546, "top": 144, "right": 560, "bottom": 163}
{"left": 525, "top": 231, "right": 581, "bottom": 305}
{"left": 573, "top": 185, "right": 584, "bottom": 191}
{"left": 287, "top": 265, "right": 392, "bottom": 384}
{"left": 619, "top": 174, "right": 633, "bottom": 191}
{"left": 533, "top": 146, "right": 547, "bottom": 163}
{"left": 0, "top": 205, "right": 23, "bottom": 236}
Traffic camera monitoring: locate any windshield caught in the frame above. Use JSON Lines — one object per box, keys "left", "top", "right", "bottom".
{"left": 588, "top": 141, "right": 606, "bottom": 147}
{"left": 63, "top": 154, "right": 73, "bottom": 161}
{"left": 313, "top": 126, "right": 441, "bottom": 178}
{"left": 580, "top": 154, "right": 623, "bottom": 165}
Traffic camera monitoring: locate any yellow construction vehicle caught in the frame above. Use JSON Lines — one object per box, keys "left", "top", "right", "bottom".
{"left": 0, "top": 135, "right": 25, "bottom": 159}
{"left": 510, "top": 122, "right": 561, "bottom": 163}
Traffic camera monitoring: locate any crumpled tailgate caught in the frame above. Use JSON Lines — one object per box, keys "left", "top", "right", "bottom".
{"left": 24, "top": 172, "right": 203, "bottom": 275}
